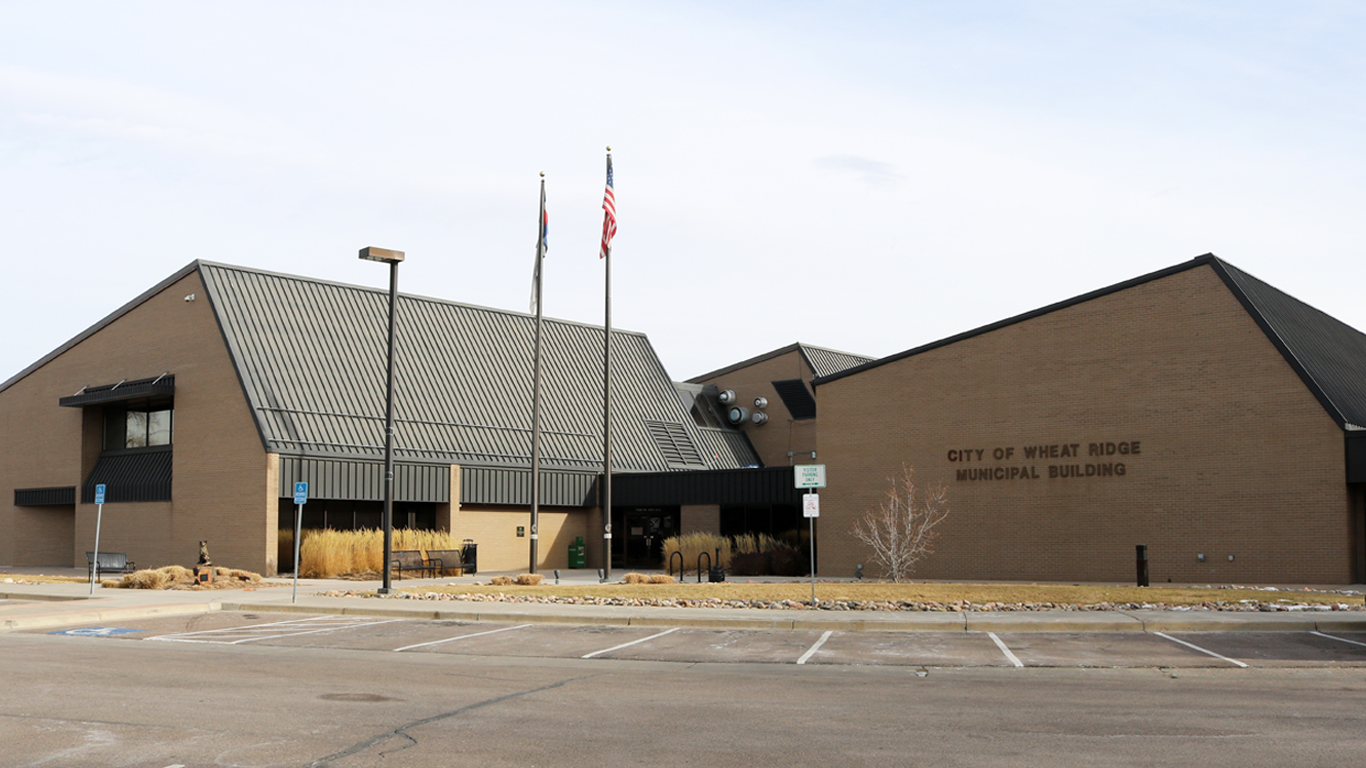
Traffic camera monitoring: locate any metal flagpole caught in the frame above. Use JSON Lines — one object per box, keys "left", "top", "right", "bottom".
{"left": 529, "top": 173, "right": 547, "bottom": 574}
{"left": 601, "top": 148, "right": 616, "bottom": 582}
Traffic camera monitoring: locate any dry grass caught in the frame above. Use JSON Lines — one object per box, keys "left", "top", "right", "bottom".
{"left": 411, "top": 581, "right": 1360, "bottom": 606}
{"left": 111, "top": 565, "right": 271, "bottom": 590}
{"left": 490, "top": 576, "right": 515, "bottom": 586}
{"left": 0, "top": 574, "right": 92, "bottom": 584}
{"left": 660, "top": 532, "right": 730, "bottom": 574}
{"left": 515, "top": 573, "right": 544, "bottom": 586}
{"left": 622, "top": 572, "right": 647, "bottom": 584}
{"left": 297, "top": 528, "right": 459, "bottom": 577}
{"left": 646, "top": 574, "right": 676, "bottom": 584}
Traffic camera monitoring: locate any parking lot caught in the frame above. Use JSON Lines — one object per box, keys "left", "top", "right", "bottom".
{"left": 35, "top": 610, "right": 1366, "bottom": 669}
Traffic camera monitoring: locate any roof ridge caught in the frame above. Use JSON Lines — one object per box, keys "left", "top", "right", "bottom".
{"left": 198, "top": 261, "right": 650, "bottom": 338}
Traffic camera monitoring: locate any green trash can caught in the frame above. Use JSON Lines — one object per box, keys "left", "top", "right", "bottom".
{"left": 568, "top": 536, "right": 586, "bottom": 568}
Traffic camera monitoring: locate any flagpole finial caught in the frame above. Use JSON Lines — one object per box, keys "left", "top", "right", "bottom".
{"left": 540, "top": 171, "right": 545, "bottom": 177}
{"left": 606, "top": 146, "right": 611, "bottom": 152}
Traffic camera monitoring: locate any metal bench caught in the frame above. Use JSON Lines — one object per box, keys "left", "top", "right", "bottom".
{"left": 390, "top": 550, "right": 438, "bottom": 579}
{"left": 86, "top": 551, "right": 137, "bottom": 579}
{"left": 424, "top": 549, "right": 468, "bottom": 576}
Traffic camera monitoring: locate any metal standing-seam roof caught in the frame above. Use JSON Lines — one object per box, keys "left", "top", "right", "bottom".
{"left": 198, "top": 262, "right": 757, "bottom": 473}
{"left": 685, "top": 342, "right": 874, "bottom": 383}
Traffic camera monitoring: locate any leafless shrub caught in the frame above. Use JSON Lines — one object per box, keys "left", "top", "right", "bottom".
{"left": 851, "top": 464, "right": 950, "bottom": 582}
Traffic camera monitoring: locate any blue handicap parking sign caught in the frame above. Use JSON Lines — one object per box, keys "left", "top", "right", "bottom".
{"left": 94, "top": 484, "right": 106, "bottom": 504}
{"left": 294, "top": 481, "right": 308, "bottom": 505}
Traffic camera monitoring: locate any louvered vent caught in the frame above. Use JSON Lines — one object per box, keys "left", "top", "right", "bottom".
{"left": 645, "top": 421, "right": 707, "bottom": 469}
{"left": 772, "top": 379, "right": 817, "bottom": 420}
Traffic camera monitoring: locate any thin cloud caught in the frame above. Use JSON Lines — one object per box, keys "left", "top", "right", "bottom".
{"left": 812, "top": 154, "right": 905, "bottom": 187}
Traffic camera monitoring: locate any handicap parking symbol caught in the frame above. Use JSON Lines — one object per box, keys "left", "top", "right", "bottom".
{"left": 50, "top": 627, "right": 145, "bottom": 637}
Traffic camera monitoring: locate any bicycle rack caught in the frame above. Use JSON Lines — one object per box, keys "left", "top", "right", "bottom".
{"left": 668, "top": 550, "right": 684, "bottom": 582}
{"left": 696, "top": 551, "right": 711, "bottom": 584}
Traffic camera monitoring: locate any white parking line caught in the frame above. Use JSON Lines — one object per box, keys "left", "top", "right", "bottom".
{"left": 1154, "top": 632, "right": 1249, "bottom": 667}
{"left": 393, "top": 624, "right": 532, "bottom": 652}
{"left": 149, "top": 616, "right": 401, "bottom": 645}
{"left": 1311, "top": 630, "right": 1366, "bottom": 649}
{"left": 582, "top": 627, "right": 679, "bottom": 659}
{"left": 797, "top": 631, "right": 833, "bottom": 665}
{"left": 987, "top": 632, "right": 1024, "bottom": 667}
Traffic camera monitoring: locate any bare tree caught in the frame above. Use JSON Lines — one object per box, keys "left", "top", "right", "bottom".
{"left": 851, "top": 464, "right": 949, "bottom": 582}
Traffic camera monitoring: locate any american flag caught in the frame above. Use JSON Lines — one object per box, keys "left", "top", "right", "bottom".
{"left": 599, "top": 155, "right": 616, "bottom": 259}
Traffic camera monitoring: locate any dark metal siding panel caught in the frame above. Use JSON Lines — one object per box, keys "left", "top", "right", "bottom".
{"left": 15, "top": 486, "right": 77, "bottom": 506}
{"left": 772, "top": 379, "right": 817, "bottom": 420}
{"left": 1347, "top": 433, "right": 1366, "bottom": 484}
{"left": 612, "top": 467, "right": 800, "bottom": 506}
{"left": 695, "top": 428, "right": 760, "bottom": 468}
{"left": 201, "top": 263, "right": 757, "bottom": 476}
{"left": 460, "top": 467, "right": 596, "bottom": 507}
{"left": 277, "top": 457, "right": 449, "bottom": 502}
{"left": 82, "top": 449, "right": 173, "bottom": 503}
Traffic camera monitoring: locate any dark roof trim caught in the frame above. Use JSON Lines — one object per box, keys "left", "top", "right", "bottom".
{"left": 0, "top": 262, "right": 200, "bottom": 395}
{"left": 686, "top": 342, "right": 871, "bottom": 383}
{"left": 812, "top": 253, "right": 1364, "bottom": 432}
{"left": 59, "top": 374, "right": 175, "bottom": 408}
{"left": 815, "top": 255, "right": 1228, "bottom": 387}
{"left": 82, "top": 447, "right": 173, "bottom": 504}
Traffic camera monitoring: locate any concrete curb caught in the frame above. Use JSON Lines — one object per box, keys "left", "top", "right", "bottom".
{"left": 2, "top": 601, "right": 217, "bottom": 632}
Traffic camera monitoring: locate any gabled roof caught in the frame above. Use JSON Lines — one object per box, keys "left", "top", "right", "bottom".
{"left": 197, "top": 262, "right": 756, "bottom": 471}
{"left": 814, "top": 254, "right": 1366, "bottom": 432}
{"left": 686, "top": 342, "right": 874, "bottom": 383}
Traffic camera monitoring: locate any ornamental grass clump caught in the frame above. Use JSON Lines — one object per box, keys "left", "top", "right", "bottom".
{"left": 515, "top": 573, "right": 543, "bottom": 586}
{"left": 659, "top": 532, "right": 731, "bottom": 575}
{"left": 296, "top": 528, "right": 461, "bottom": 577}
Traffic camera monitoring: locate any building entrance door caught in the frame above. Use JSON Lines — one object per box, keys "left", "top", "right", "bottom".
{"left": 619, "top": 508, "right": 677, "bottom": 567}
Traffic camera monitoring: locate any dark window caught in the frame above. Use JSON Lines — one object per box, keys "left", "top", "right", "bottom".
{"left": 103, "top": 399, "right": 173, "bottom": 450}
{"left": 771, "top": 379, "right": 817, "bottom": 420}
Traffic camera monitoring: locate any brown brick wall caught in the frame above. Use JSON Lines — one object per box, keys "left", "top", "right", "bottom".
{"left": 452, "top": 505, "right": 593, "bottom": 572}
{"left": 693, "top": 349, "right": 818, "bottom": 468}
{"left": 817, "top": 265, "right": 1352, "bottom": 584}
{"left": 0, "top": 271, "right": 277, "bottom": 574}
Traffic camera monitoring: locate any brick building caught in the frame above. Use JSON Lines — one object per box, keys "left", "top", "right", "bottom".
{"left": 811, "top": 255, "right": 1366, "bottom": 584}
{"left": 0, "top": 261, "right": 765, "bottom": 575}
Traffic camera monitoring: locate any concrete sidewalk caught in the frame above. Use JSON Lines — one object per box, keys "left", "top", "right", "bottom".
{"left": 5, "top": 571, "right": 1366, "bottom": 634}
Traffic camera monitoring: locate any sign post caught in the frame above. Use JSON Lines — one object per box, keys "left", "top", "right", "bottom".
{"left": 795, "top": 466, "right": 826, "bottom": 607}
{"left": 90, "top": 484, "right": 106, "bottom": 594}
{"left": 292, "top": 482, "right": 308, "bottom": 604}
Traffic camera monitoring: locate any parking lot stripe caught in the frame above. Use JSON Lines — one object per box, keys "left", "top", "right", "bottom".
{"left": 797, "top": 630, "right": 834, "bottom": 665}
{"left": 987, "top": 632, "right": 1024, "bottom": 667}
{"left": 1311, "top": 630, "right": 1366, "bottom": 648}
{"left": 147, "top": 615, "right": 341, "bottom": 639}
{"left": 1153, "top": 632, "right": 1249, "bottom": 667}
{"left": 393, "top": 623, "right": 532, "bottom": 652}
{"left": 149, "top": 617, "right": 401, "bottom": 645}
{"left": 582, "top": 627, "right": 679, "bottom": 659}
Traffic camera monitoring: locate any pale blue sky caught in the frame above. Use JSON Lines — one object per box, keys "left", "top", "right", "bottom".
{"left": 3, "top": 1, "right": 1363, "bottom": 382}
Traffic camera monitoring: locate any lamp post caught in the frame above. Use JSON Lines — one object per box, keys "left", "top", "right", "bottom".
{"left": 359, "top": 246, "right": 404, "bottom": 595}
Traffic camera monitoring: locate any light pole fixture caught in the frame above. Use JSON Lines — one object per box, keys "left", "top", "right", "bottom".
{"left": 359, "top": 246, "right": 404, "bottom": 595}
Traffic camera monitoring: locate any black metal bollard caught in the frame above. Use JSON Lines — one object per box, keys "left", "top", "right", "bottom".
{"left": 1136, "top": 544, "right": 1149, "bottom": 587}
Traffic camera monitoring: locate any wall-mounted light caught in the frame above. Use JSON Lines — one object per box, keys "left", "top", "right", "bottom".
{"left": 1197, "top": 553, "right": 1205, "bottom": 562}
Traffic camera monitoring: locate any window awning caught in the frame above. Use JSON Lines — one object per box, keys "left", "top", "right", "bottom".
{"left": 82, "top": 448, "right": 173, "bottom": 503}
{"left": 60, "top": 374, "right": 175, "bottom": 407}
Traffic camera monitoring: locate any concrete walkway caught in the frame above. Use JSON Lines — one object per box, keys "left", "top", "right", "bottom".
{"left": 5, "top": 568, "right": 1366, "bottom": 634}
